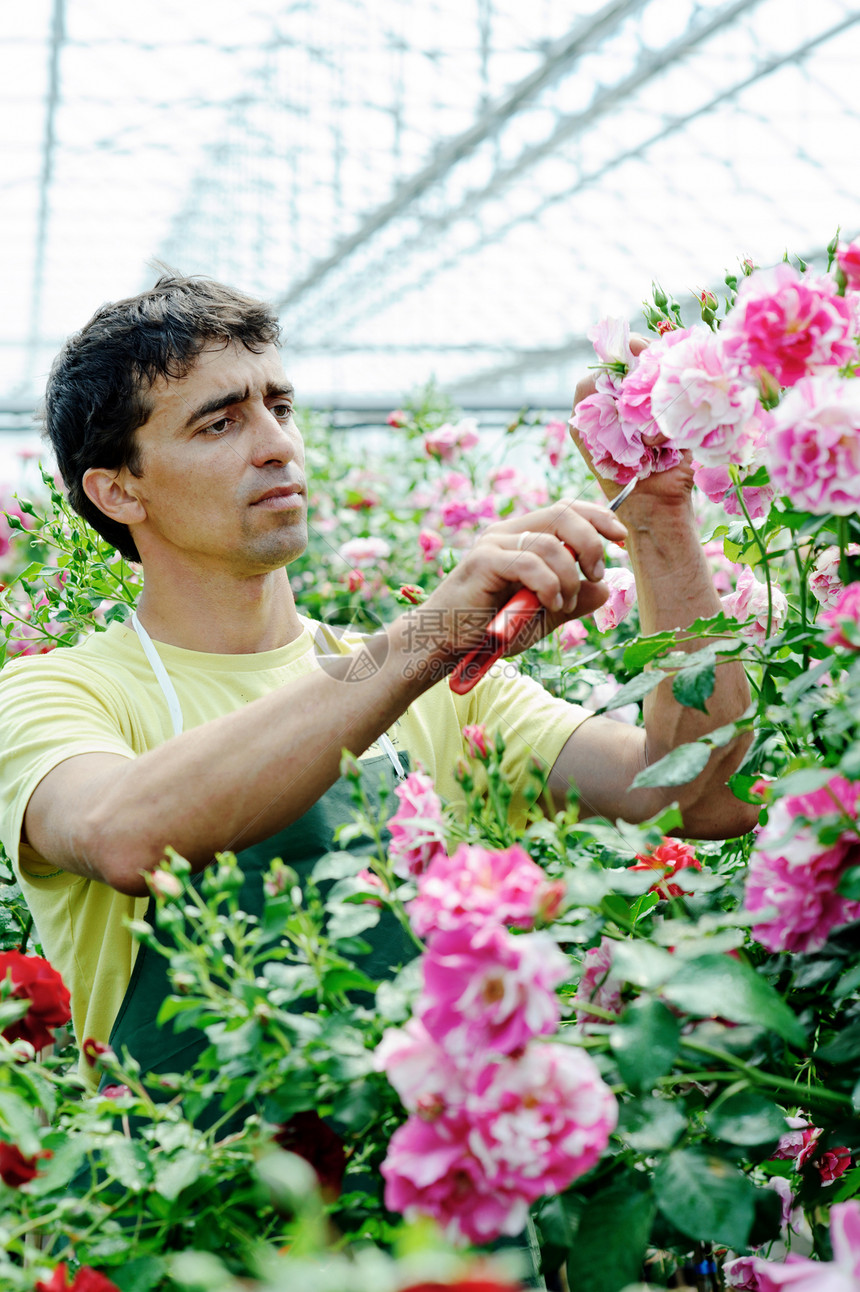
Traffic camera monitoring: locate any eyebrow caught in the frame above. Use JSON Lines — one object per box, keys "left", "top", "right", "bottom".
{"left": 182, "top": 381, "right": 296, "bottom": 430}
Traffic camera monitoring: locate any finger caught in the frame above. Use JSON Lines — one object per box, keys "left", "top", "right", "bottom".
{"left": 549, "top": 501, "right": 626, "bottom": 577}
{"left": 506, "top": 532, "right": 582, "bottom": 614}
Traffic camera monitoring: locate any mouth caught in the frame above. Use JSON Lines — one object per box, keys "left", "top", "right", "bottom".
{"left": 251, "top": 483, "right": 305, "bottom": 509}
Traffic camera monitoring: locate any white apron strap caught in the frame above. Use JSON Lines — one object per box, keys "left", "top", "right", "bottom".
{"left": 130, "top": 612, "right": 185, "bottom": 739}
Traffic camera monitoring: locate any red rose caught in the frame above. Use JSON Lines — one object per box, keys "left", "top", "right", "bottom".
{"left": 273, "top": 1110, "right": 346, "bottom": 1200}
{"left": 0, "top": 1140, "right": 51, "bottom": 1187}
{"left": 36, "top": 1264, "right": 120, "bottom": 1292}
{"left": 818, "top": 1146, "right": 852, "bottom": 1183}
{"left": 0, "top": 951, "right": 71, "bottom": 1051}
{"left": 629, "top": 838, "right": 702, "bottom": 899}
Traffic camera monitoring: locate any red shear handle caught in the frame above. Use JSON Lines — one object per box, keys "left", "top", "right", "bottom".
{"left": 448, "top": 588, "right": 541, "bottom": 695}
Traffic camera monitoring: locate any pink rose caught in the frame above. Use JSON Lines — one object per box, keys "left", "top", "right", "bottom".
{"left": 408, "top": 843, "right": 564, "bottom": 939}
{"left": 809, "top": 546, "right": 860, "bottom": 611}
{"left": 821, "top": 582, "right": 860, "bottom": 651}
{"left": 486, "top": 466, "right": 548, "bottom": 513}
{"left": 544, "top": 419, "right": 569, "bottom": 467}
{"left": 558, "top": 619, "right": 588, "bottom": 651}
{"left": 417, "top": 924, "right": 568, "bottom": 1058}
{"left": 583, "top": 677, "right": 639, "bottom": 725}
{"left": 723, "top": 1256, "right": 765, "bottom": 1290}
{"left": 837, "top": 238, "right": 860, "bottom": 290}
{"left": 592, "top": 566, "right": 637, "bottom": 631}
{"left": 387, "top": 770, "right": 447, "bottom": 880}
{"left": 387, "top": 409, "right": 409, "bottom": 428}
{"left": 745, "top": 776, "right": 860, "bottom": 953}
{"left": 588, "top": 316, "right": 638, "bottom": 369}
{"left": 418, "top": 528, "right": 444, "bottom": 562}
{"left": 381, "top": 1042, "right": 617, "bottom": 1245}
{"left": 650, "top": 329, "right": 760, "bottom": 465}
{"left": 573, "top": 937, "right": 624, "bottom": 1027}
{"left": 356, "top": 868, "right": 386, "bottom": 908}
{"left": 337, "top": 536, "right": 391, "bottom": 567}
{"left": 573, "top": 392, "right": 644, "bottom": 486}
{"left": 720, "top": 262, "right": 857, "bottom": 387}
{"left": 423, "top": 420, "right": 480, "bottom": 462}
{"left": 461, "top": 724, "right": 490, "bottom": 761}
{"left": 374, "top": 1017, "right": 466, "bottom": 1119}
{"left": 381, "top": 1107, "right": 531, "bottom": 1243}
{"left": 721, "top": 565, "right": 788, "bottom": 642}
{"left": 766, "top": 375, "right": 860, "bottom": 516}
{"left": 738, "top": 1201, "right": 860, "bottom": 1292}
{"left": 440, "top": 493, "right": 498, "bottom": 531}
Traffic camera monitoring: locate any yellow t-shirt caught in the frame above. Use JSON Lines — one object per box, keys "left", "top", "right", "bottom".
{"left": 0, "top": 616, "right": 589, "bottom": 1077}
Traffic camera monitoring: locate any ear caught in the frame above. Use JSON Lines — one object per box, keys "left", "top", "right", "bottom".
{"left": 82, "top": 467, "right": 147, "bottom": 528}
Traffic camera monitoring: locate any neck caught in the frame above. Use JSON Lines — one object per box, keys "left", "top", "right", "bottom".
{"left": 133, "top": 564, "right": 303, "bottom": 654}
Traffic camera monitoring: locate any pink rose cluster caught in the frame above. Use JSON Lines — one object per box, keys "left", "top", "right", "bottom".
{"left": 810, "top": 546, "right": 860, "bottom": 612}
{"left": 821, "top": 581, "right": 860, "bottom": 652}
{"left": 572, "top": 264, "right": 860, "bottom": 518}
{"left": 721, "top": 566, "right": 789, "bottom": 643}
{"left": 724, "top": 1200, "right": 860, "bottom": 1292}
{"left": 386, "top": 770, "right": 448, "bottom": 879}
{"left": 592, "top": 566, "right": 637, "bottom": 632}
{"left": 745, "top": 774, "right": 860, "bottom": 953}
{"left": 773, "top": 1114, "right": 852, "bottom": 1185}
{"left": 423, "top": 419, "right": 481, "bottom": 463}
{"left": 377, "top": 841, "right": 617, "bottom": 1243}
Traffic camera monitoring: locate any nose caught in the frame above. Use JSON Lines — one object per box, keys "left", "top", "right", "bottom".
{"left": 249, "top": 404, "right": 302, "bottom": 468}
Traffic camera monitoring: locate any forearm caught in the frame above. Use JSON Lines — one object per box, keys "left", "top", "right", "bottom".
{"left": 83, "top": 617, "right": 433, "bottom": 893}
{"left": 623, "top": 495, "right": 755, "bottom": 831}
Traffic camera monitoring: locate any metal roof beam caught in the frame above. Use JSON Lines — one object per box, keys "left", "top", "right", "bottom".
{"left": 27, "top": 0, "right": 65, "bottom": 379}
{"left": 286, "top": 0, "right": 769, "bottom": 337}
{"left": 274, "top": 0, "right": 651, "bottom": 313}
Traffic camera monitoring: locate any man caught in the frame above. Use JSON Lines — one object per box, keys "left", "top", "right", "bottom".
{"left": 0, "top": 274, "right": 755, "bottom": 1091}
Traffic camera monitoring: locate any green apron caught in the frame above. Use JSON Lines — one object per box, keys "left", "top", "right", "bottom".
{"left": 107, "top": 615, "right": 544, "bottom": 1286}
{"left": 106, "top": 753, "right": 413, "bottom": 1090}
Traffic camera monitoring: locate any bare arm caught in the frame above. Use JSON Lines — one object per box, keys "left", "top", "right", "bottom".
{"left": 549, "top": 399, "right": 757, "bottom": 838}
{"left": 24, "top": 500, "right": 625, "bottom": 895}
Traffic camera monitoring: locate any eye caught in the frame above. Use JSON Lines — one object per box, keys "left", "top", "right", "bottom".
{"left": 270, "top": 401, "right": 294, "bottom": 420}
{"left": 200, "top": 416, "right": 234, "bottom": 437}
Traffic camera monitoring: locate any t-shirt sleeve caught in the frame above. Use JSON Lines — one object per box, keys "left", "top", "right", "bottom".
{"left": 454, "top": 660, "right": 592, "bottom": 822}
{"left": 0, "top": 655, "right": 135, "bottom": 873}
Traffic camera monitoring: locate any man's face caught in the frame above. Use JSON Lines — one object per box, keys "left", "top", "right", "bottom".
{"left": 127, "top": 341, "right": 308, "bottom": 576}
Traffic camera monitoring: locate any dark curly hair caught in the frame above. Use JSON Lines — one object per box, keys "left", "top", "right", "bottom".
{"left": 43, "top": 273, "right": 282, "bottom": 561}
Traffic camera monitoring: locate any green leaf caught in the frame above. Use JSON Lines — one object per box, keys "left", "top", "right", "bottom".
{"left": 566, "top": 1176, "right": 657, "bottom": 1292}
{"left": 631, "top": 741, "right": 711, "bottom": 789}
{"left": 327, "top": 902, "right": 381, "bottom": 941}
{"left": 623, "top": 633, "right": 676, "bottom": 670}
{"left": 783, "top": 657, "right": 835, "bottom": 703}
{"left": 611, "top": 940, "right": 676, "bottom": 989}
{"left": 154, "top": 1149, "right": 209, "bottom": 1201}
{"left": 816, "top": 1019, "right": 860, "bottom": 1064}
{"left": 617, "top": 1094, "right": 686, "bottom": 1151}
{"left": 838, "top": 866, "right": 860, "bottom": 900}
{"left": 312, "top": 851, "right": 366, "bottom": 881}
{"left": 705, "top": 1091, "right": 788, "bottom": 1145}
{"left": 664, "top": 954, "right": 806, "bottom": 1048}
{"left": 537, "top": 1191, "right": 584, "bottom": 1254}
{"left": 654, "top": 1149, "right": 756, "bottom": 1249}
{"left": 104, "top": 1137, "right": 152, "bottom": 1192}
{"left": 610, "top": 998, "right": 681, "bottom": 1093}
{"left": 109, "top": 1256, "right": 166, "bottom": 1292}
{"left": 595, "top": 670, "right": 663, "bottom": 711}
{"left": 672, "top": 660, "right": 715, "bottom": 713}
